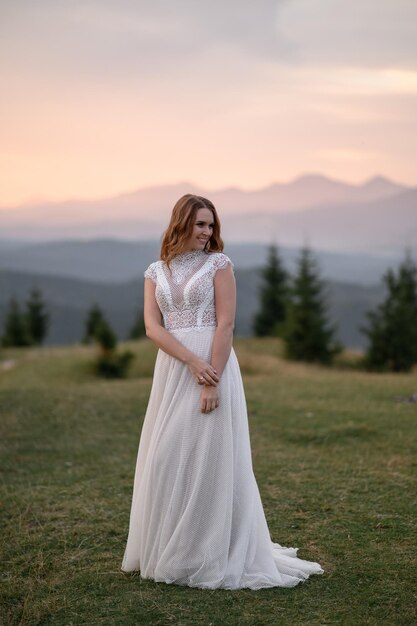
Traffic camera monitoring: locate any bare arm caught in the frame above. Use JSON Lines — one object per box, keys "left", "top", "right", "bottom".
{"left": 144, "top": 278, "right": 219, "bottom": 386}
{"left": 199, "top": 263, "right": 236, "bottom": 413}
{"left": 210, "top": 263, "right": 236, "bottom": 379}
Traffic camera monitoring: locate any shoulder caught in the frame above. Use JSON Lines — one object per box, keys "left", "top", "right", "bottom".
{"left": 144, "top": 260, "right": 161, "bottom": 283}
{"left": 207, "top": 251, "right": 235, "bottom": 273}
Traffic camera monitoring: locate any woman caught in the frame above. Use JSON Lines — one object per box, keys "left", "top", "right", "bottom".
{"left": 121, "top": 194, "right": 324, "bottom": 589}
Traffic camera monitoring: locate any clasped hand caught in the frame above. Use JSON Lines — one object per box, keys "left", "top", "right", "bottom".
{"left": 200, "top": 384, "right": 219, "bottom": 414}
{"left": 188, "top": 357, "right": 219, "bottom": 387}
{"left": 187, "top": 357, "right": 220, "bottom": 413}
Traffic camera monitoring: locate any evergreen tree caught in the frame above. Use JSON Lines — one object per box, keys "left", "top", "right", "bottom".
{"left": 83, "top": 303, "right": 106, "bottom": 344}
{"left": 129, "top": 309, "right": 146, "bottom": 339}
{"left": 25, "top": 287, "right": 50, "bottom": 345}
{"left": 2, "top": 296, "right": 32, "bottom": 347}
{"left": 92, "top": 317, "right": 135, "bottom": 379}
{"left": 361, "top": 252, "right": 417, "bottom": 372}
{"left": 253, "top": 244, "right": 289, "bottom": 336}
{"left": 95, "top": 318, "right": 117, "bottom": 354}
{"left": 283, "top": 246, "right": 341, "bottom": 364}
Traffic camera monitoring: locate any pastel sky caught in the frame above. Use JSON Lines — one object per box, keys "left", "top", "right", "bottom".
{"left": 1, "top": 0, "right": 417, "bottom": 206}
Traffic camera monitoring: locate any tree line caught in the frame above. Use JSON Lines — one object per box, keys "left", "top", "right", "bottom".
{"left": 1, "top": 288, "right": 50, "bottom": 347}
{"left": 0, "top": 290, "right": 145, "bottom": 378}
{"left": 253, "top": 244, "right": 417, "bottom": 373}
{"left": 2, "top": 246, "right": 417, "bottom": 373}
{"left": 0, "top": 294, "right": 145, "bottom": 349}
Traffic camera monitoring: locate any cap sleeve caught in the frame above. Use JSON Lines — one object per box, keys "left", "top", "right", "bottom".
{"left": 213, "top": 252, "right": 234, "bottom": 274}
{"left": 144, "top": 261, "right": 158, "bottom": 284}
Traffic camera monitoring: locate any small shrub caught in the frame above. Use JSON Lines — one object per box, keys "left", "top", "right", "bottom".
{"left": 94, "top": 349, "right": 135, "bottom": 379}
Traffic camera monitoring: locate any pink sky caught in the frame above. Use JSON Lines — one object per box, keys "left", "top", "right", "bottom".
{"left": 1, "top": 0, "right": 417, "bottom": 207}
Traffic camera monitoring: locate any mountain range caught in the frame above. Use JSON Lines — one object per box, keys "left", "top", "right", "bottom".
{"left": 1, "top": 174, "right": 415, "bottom": 254}
{"left": 0, "top": 267, "right": 385, "bottom": 350}
{"left": 0, "top": 173, "right": 413, "bottom": 349}
{"left": 0, "top": 239, "right": 406, "bottom": 285}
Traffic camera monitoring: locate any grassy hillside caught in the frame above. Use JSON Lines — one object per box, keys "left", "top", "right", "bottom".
{"left": 1, "top": 339, "right": 416, "bottom": 625}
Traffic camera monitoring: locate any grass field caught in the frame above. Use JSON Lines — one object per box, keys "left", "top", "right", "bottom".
{"left": 1, "top": 338, "right": 416, "bottom": 626}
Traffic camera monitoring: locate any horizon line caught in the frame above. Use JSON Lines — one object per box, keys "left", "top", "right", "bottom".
{"left": 1, "top": 171, "right": 415, "bottom": 211}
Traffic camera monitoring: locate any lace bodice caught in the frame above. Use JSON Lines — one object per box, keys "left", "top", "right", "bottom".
{"left": 144, "top": 250, "right": 234, "bottom": 332}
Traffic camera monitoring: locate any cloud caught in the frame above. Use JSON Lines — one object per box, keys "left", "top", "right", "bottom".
{"left": 0, "top": 0, "right": 295, "bottom": 82}
{"left": 278, "top": 0, "right": 417, "bottom": 69}
{"left": 2, "top": 1, "right": 416, "bottom": 89}
{"left": 1, "top": 0, "right": 417, "bottom": 204}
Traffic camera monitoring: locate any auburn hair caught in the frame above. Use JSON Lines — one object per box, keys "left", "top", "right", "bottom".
{"left": 160, "top": 194, "right": 224, "bottom": 267}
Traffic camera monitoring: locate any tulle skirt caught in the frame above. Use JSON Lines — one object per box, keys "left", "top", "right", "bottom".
{"left": 121, "top": 327, "right": 324, "bottom": 589}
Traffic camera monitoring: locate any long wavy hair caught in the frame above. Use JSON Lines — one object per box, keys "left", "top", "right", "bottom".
{"left": 160, "top": 194, "right": 224, "bottom": 267}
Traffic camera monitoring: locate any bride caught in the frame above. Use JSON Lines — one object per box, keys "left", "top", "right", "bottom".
{"left": 121, "top": 194, "right": 324, "bottom": 589}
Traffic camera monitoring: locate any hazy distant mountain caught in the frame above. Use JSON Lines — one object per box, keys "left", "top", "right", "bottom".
{"left": 0, "top": 174, "right": 412, "bottom": 250}
{"left": 0, "top": 269, "right": 141, "bottom": 345}
{"left": 0, "top": 268, "right": 385, "bottom": 349}
{"left": 0, "top": 239, "right": 159, "bottom": 283}
{"left": 213, "top": 174, "right": 405, "bottom": 213}
{"left": 222, "top": 187, "right": 417, "bottom": 254}
{"left": 0, "top": 239, "right": 405, "bottom": 285}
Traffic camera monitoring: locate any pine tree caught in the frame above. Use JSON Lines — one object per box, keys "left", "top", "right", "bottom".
{"left": 83, "top": 303, "right": 106, "bottom": 344}
{"left": 95, "top": 318, "right": 117, "bottom": 354}
{"left": 361, "top": 251, "right": 417, "bottom": 372}
{"left": 283, "top": 246, "right": 341, "bottom": 364}
{"left": 25, "top": 287, "right": 50, "bottom": 345}
{"left": 129, "top": 310, "right": 146, "bottom": 339}
{"left": 253, "top": 244, "right": 289, "bottom": 337}
{"left": 93, "top": 317, "right": 135, "bottom": 378}
{"left": 2, "top": 296, "right": 32, "bottom": 347}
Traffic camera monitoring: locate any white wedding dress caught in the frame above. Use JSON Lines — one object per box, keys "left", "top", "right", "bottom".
{"left": 121, "top": 249, "right": 324, "bottom": 589}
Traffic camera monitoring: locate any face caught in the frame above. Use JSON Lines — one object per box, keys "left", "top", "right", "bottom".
{"left": 185, "top": 208, "right": 214, "bottom": 251}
